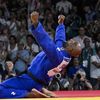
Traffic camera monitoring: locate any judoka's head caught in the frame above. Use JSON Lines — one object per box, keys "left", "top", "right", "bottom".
{"left": 64, "top": 39, "right": 82, "bottom": 57}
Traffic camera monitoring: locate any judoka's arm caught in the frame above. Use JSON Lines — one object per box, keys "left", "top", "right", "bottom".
{"left": 31, "top": 22, "right": 63, "bottom": 66}
{"left": 55, "top": 15, "right": 66, "bottom": 48}
{"left": 55, "top": 23, "right": 66, "bottom": 47}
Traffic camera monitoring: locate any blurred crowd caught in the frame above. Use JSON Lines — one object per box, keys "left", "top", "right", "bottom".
{"left": 0, "top": 0, "right": 100, "bottom": 91}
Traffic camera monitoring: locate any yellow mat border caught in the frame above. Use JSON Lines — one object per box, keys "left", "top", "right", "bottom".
{"left": 1, "top": 97, "right": 100, "bottom": 100}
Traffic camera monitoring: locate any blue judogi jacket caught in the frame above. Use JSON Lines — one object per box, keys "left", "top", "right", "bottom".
{"left": 28, "top": 22, "right": 71, "bottom": 85}
{"left": 0, "top": 22, "right": 71, "bottom": 98}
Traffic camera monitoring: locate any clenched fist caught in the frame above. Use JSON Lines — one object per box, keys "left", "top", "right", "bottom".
{"left": 58, "top": 15, "right": 65, "bottom": 24}
{"left": 31, "top": 11, "right": 39, "bottom": 27}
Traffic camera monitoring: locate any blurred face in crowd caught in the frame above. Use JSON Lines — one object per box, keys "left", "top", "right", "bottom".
{"left": 20, "top": 27, "right": 26, "bottom": 36}
{"left": 18, "top": 43, "right": 25, "bottom": 50}
{"left": 84, "top": 38, "right": 91, "bottom": 48}
{"left": 3, "top": 27, "right": 9, "bottom": 36}
{"left": 27, "top": 35, "right": 33, "bottom": 45}
{"left": 48, "top": 14, "right": 53, "bottom": 22}
{"left": 78, "top": 27, "right": 85, "bottom": 36}
{"left": 9, "top": 36, "right": 17, "bottom": 45}
{"left": 84, "top": 6, "right": 90, "bottom": 13}
{"left": 73, "top": 58, "right": 79, "bottom": 66}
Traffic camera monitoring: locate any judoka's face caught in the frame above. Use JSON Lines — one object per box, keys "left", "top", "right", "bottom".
{"left": 65, "top": 39, "right": 82, "bottom": 57}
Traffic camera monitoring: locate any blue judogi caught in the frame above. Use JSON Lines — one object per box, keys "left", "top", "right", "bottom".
{"left": 0, "top": 23, "right": 71, "bottom": 98}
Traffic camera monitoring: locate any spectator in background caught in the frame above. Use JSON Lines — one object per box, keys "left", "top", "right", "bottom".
{"left": 43, "top": 0, "right": 53, "bottom": 10}
{"left": 84, "top": 6, "right": 96, "bottom": 25}
{"left": 60, "top": 68, "right": 70, "bottom": 90}
{"left": 48, "top": 73, "right": 61, "bottom": 91}
{"left": 17, "top": 0, "right": 27, "bottom": 14}
{"left": 4, "top": 61, "right": 16, "bottom": 80}
{"left": 67, "top": 58, "right": 92, "bottom": 90}
{"left": 85, "top": 21, "right": 96, "bottom": 38}
{"left": 27, "top": 0, "right": 44, "bottom": 30}
{"left": 27, "top": 0, "right": 41, "bottom": 13}
{"left": 71, "top": 69, "right": 92, "bottom": 90}
{"left": 0, "top": 40, "right": 8, "bottom": 71}
{"left": 2, "top": 26, "right": 10, "bottom": 47}
{"left": 73, "top": 26, "right": 92, "bottom": 49}
{"left": 92, "top": 20, "right": 100, "bottom": 34}
{"left": 27, "top": 0, "right": 35, "bottom": 13}
{"left": 20, "top": 19, "right": 27, "bottom": 29}
{"left": 14, "top": 42, "right": 30, "bottom": 75}
{"left": 0, "top": 0, "right": 10, "bottom": 20}
{"left": 56, "top": 0, "right": 72, "bottom": 15}
{"left": 66, "top": 6, "right": 82, "bottom": 39}
{"left": 48, "top": 68, "right": 70, "bottom": 91}
{"left": 80, "top": 38, "right": 94, "bottom": 80}
{"left": 7, "top": 35, "right": 18, "bottom": 62}
{"left": 6, "top": 14, "right": 20, "bottom": 36}
{"left": 90, "top": 47, "right": 100, "bottom": 89}
{"left": 27, "top": 15, "right": 32, "bottom": 32}
{"left": 43, "top": 12, "right": 55, "bottom": 38}
{"left": 67, "top": 57, "right": 83, "bottom": 79}
{"left": 0, "top": 26, "right": 9, "bottom": 48}
{"left": 0, "top": 4, "right": 7, "bottom": 26}
{"left": 26, "top": 35, "right": 40, "bottom": 62}
{"left": 6, "top": 0, "right": 18, "bottom": 13}
{"left": 91, "top": 32, "right": 100, "bottom": 54}
{"left": 17, "top": 26, "right": 28, "bottom": 45}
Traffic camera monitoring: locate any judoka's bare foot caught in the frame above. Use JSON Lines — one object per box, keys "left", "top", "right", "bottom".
{"left": 42, "top": 88, "right": 57, "bottom": 98}
{"left": 31, "top": 11, "right": 39, "bottom": 28}
{"left": 58, "top": 15, "right": 65, "bottom": 24}
{"left": 31, "top": 88, "right": 50, "bottom": 98}
{"left": 26, "top": 88, "right": 49, "bottom": 98}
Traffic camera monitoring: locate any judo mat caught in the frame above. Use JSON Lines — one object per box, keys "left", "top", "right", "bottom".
{"left": 1, "top": 97, "right": 100, "bottom": 100}
{"left": 54, "top": 90, "right": 100, "bottom": 97}
{"left": 1, "top": 90, "right": 100, "bottom": 100}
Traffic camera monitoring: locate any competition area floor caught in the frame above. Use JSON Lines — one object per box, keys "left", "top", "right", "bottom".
{"left": 1, "top": 97, "right": 100, "bottom": 100}
{"left": 1, "top": 90, "right": 100, "bottom": 100}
